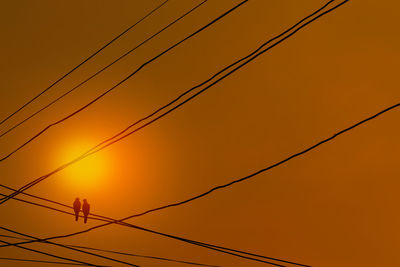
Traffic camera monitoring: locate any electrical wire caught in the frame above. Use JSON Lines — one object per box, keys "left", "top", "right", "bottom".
{"left": 0, "top": 0, "right": 208, "bottom": 140}
{"left": 0, "top": 239, "right": 102, "bottom": 266}
{"left": 0, "top": 1, "right": 354, "bottom": 266}
{"left": 0, "top": 257, "right": 87, "bottom": 266}
{"left": 0, "top": 0, "right": 248, "bottom": 162}
{"left": 0, "top": 228, "right": 139, "bottom": 266}
{"left": 0, "top": 0, "right": 170, "bottom": 127}
{"left": 0, "top": 2, "right": 351, "bottom": 266}
{"left": 0, "top": 234, "right": 219, "bottom": 267}
{"left": 0, "top": 0, "right": 343, "bottom": 206}
{"left": 0, "top": 189, "right": 305, "bottom": 266}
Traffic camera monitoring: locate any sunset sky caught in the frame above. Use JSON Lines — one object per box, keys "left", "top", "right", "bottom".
{"left": 1, "top": 0, "right": 400, "bottom": 266}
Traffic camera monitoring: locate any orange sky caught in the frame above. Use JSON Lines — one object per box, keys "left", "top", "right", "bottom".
{"left": 1, "top": 0, "right": 400, "bottom": 266}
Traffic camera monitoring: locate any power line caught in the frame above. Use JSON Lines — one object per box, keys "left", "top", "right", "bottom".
{"left": 0, "top": 0, "right": 170, "bottom": 127}
{"left": 0, "top": 222, "right": 138, "bottom": 266}
{"left": 0, "top": 1, "right": 343, "bottom": 262}
{"left": 0, "top": 194, "right": 279, "bottom": 266}
{"left": 74, "top": 0, "right": 338, "bottom": 162}
{"left": 0, "top": 1, "right": 352, "bottom": 266}
{"left": 0, "top": 188, "right": 305, "bottom": 267}
{"left": 0, "top": 257, "right": 87, "bottom": 266}
{"left": 0, "top": 205, "right": 140, "bottom": 266}
{"left": 1, "top": 2, "right": 349, "bottom": 265}
{"left": 72, "top": 0, "right": 352, "bottom": 224}
{"left": 54, "top": 245, "right": 218, "bottom": 267}
{"left": 0, "top": 0, "right": 348, "bottom": 220}
{"left": 0, "top": 234, "right": 219, "bottom": 267}
{"left": 0, "top": 0, "right": 208, "bottom": 140}
{"left": 0, "top": 227, "right": 139, "bottom": 266}
{"left": 0, "top": 206, "right": 220, "bottom": 267}
{"left": 0, "top": 186, "right": 307, "bottom": 266}
{"left": 0, "top": 0, "right": 248, "bottom": 162}
{"left": 0, "top": 0, "right": 341, "bottom": 205}
{"left": 0, "top": 239, "right": 101, "bottom": 267}
{"left": 3, "top": 7, "right": 385, "bottom": 267}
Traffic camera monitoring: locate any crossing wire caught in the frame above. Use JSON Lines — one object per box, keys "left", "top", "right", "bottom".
{"left": 0, "top": 2, "right": 350, "bottom": 266}
{"left": 0, "top": 227, "right": 140, "bottom": 266}
{"left": 0, "top": 257, "right": 87, "bottom": 266}
{"left": 0, "top": 0, "right": 170, "bottom": 127}
{"left": 0, "top": 0, "right": 349, "bottom": 218}
{"left": 2, "top": 6, "right": 380, "bottom": 267}
{"left": 0, "top": 0, "right": 208, "bottom": 140}
{"left": 0, "top": 0, "right": 340, "bottom": 204}
{"left": 0, "top": 189, "right": 305, "bottom": 267}
{"left": 0, "top": 0, "right": 248, "bottom": 162}
{"left": 0, "top": 239, "right": 101, "bottom": 266}
{"left": 0, "top": 233, "right": 218, "bottom": 267}
{"left": 0, "top": 1, "right": 354, "bottom": 266}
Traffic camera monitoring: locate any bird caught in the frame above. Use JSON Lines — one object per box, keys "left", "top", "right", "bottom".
{"left": 73, "top": 197, "right": 81, "bottom": 221}
{"left": 82, "top": 199, "right": 90, "bottom": 224}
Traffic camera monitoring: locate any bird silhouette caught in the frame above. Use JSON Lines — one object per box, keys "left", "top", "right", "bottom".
{"left": 82, "top": 199, "right": 90, "bottom": 224}
{"left": 73, "top": 197, "right": 81, "bottom": 221}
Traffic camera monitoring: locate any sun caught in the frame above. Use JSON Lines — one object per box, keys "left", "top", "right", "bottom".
{"left": 59, "top": 140, "right": 110, "bottom": 191}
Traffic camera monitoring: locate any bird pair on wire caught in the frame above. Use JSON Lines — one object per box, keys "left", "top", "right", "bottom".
{"left": 73, "top": 198, "right": 90, "bottom": 223}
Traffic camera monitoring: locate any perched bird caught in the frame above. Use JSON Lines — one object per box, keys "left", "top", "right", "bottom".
{"left": 73, "top": 197, "right": 81, "bottom": 221}
{"left": 82, "top": 199, "right": 90, "bottom": 224}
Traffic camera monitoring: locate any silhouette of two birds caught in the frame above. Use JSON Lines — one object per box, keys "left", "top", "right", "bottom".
{"left": 73, "top": 198, "right": 90, "bottom": 223}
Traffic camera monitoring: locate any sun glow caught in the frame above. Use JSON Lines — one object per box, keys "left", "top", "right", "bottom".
{"left": 59, "top": 140, "right": 110, "bottom": 191}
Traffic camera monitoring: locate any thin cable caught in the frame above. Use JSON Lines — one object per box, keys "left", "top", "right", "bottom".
{"left": 0, "top": 0, "right": 248, "bottom": 162}
{"left": 74, "top": 0, "right": 352, "bottom": 223}
{"left": 0, "top": 234, "right": 219, "bottom": 267}
{"left": 0, "top": 0, "right": 340, "bottom": 204}
{"left": 0, "top": 227, "right": 139, "bottom": 267}
{"left": 64, "top": 245, "right": 219, "bottom": 267}
{"left": 0, "top": 189, "right": 305, "bottom": 266}
{"left": 1, "top": 0, "right": 348, "bottom": 220}
{"left": 0, "top": 225, "right": 285, "bottom": 267}
{"left": 0, "top": 2, "right": 349, "bottom": 264}
{"left": 0, "top": 190, "right": 303, "bottom": 266}
{"left": 1, "top": 4, "right": 369, "bottom": 265}
{"left": 0, "top": 257, "right": 87, "bottom": 266}
{"left": 0, "top": 1, "right": 169, "bottom": 128}
{"left": 75, "top": 0, "right": 337, "bottom": 159}
{"left": 0, "top": 2, "right": 350, "bottom": 266}
{"left": 0, "top": 0, "right": 208, "bottom": 139}
{"left": 0, "top": 239, "right": 101, "bottom": 266}
{"left": 0, "top": 0, "right": 170, "bottom": 127}
{"left": 0, "top": 183, "right": 71, "bottom": 209}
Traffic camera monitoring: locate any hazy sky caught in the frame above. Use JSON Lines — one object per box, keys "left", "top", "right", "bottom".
{"left": 1, "top": 0, "right": 400, "bottom": 266}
